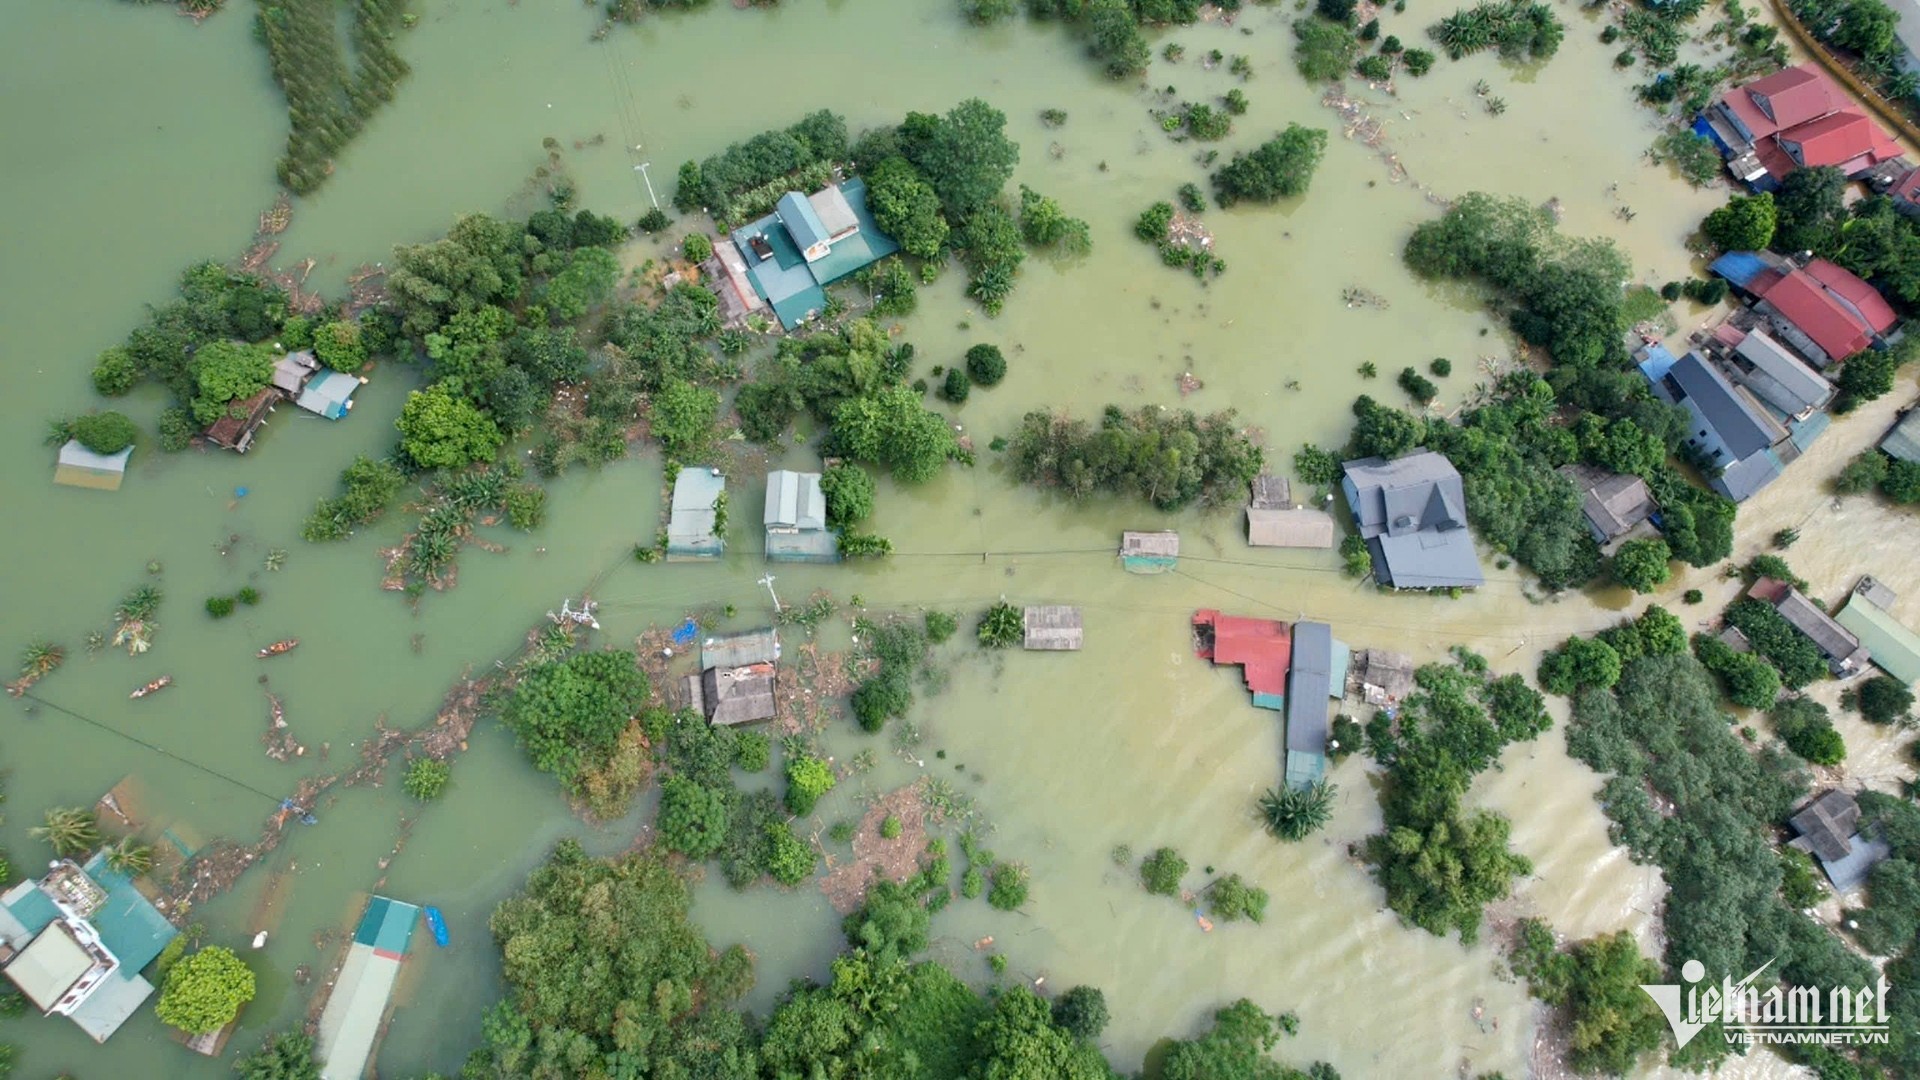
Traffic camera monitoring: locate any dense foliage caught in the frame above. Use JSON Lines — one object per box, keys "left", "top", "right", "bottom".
{"left": 63, "top": 411, "right": 139, "bottom": 455}
{"left": 1700, "top": 192, "right": 1777, "bottom": 251}
{"left": 254, "top": 0, "right": 412, "bottom": 194}
{"left": 155, "top": 946, "right": 255, "bottom": 1034}
{"left": 1210, "top": 125, "right": 1329, "bottom": 206}
{"left": 1770, "top": 696, "right": 1846, "bottom": 765}
{"left": 1723, "top": 596, "right": 1828, "bottom": 690}
{"left": 301, "top": 455, "right": 405, "bottom": 541}
{"left": 232, "top": 1030, "right": 321, "bottom": 1080}
{"left": 672, "top": 108, "right": 847, "bottom": 222}
{"left": 1005, "top": 404, "right": 1262, "bottom": 510}
{"left": 1509, "top": 920, "right": 1668, "bottom": 1075}
{"left": 501, "top": 650, "right": 650, "bottom": 788}
{"left": 1294, "top": 16, "right": 1361, "bottom": 81}
{"left": 1429, "top": 0, "right": 1565, "bottom": 61}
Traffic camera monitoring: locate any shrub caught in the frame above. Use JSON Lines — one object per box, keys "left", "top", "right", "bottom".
{"left": 158, "top": 408, "right": 196, "bottom": 452}
{"left": 1856, "top": 675, "right": 1914, "bottom": 725}
{"left": 1608, "top": 538, "right": 1672, "bottom": 594}
{"left": 987, "top": 862, "right": 1030, "bottom": 910}
{"left": 784, "top": 754, "right": 836, "bottom": 816}
{"left": 205, "top": 596, "right": 236, "bottom": 619}
{"left": 1210, "top": 124, "right": 1328, "bottom": 206}
{"left": 820, "top": 463, "right": 877, "bottom": 530}
{"left": 1052, "top": 985, "right": 1110, "bottom": 1039}
{"left": 637, "top": 208, "right": 671, "bottom": 233}
{"left": 682, "top": 233, "right": 713, "bottom": 262}
{"left": 235, "top": 586, "right": 261, "bottom": 606}
{"left": 1135, "top": 201, "right": 1175, "bottom": 242}
{"left": 402, "top": 758, "right": 451, "bottom": 800}
{"left": 880, "top": 816, "right": 903, "bottom": 840}
{"left": 659, "top": 776, "right": 730, "bottom": 858}
{"left": 942, "top": 367, "right": 972, "bottom": 403}
{"left": 965, "top": 344, "right": 1007, "bottom": 386}
{"left": 734, "top": 731, "right": 770, "bottom": 772}
{"left": 852, "top": 669, "right": 912, "bottom": 732}
{"left": 1206, "top": 873, "right": 1269, "bottom": 922}
{"left": 92, "top": 347, "right": 139, "bottom": 396}
{"left": 1356, "top": 55, "right": 1393, "bottom": 80}
{"left": 155, "top": 946, "right": 255, "bottom": 1035}
{"left": 764, "top": 822, "right": 815, "bottom": 885}
{"left": 961, "top": 865, "right": 985, "bottom": 899}
{"left": 1684, "top": 589, "right": 1704, "bottom": 604}
{"left": 68, "top": 412, "right": 139, "bottom": 455}
{"left": 1771, "top": 697, "right": 1845, "bottom": 765}
{"left": 1429, "top": 357, "right": 1452, "bottom": 377}
{"left": 1140, "top": 847, "right": 1188, "bottom": 896}
{"left": 924, "top": 610, "right": 958, "bottom": 643}
{"left": 1835, "top": 451, "right": 1890, "bottom": 495}
{"left": 1294, "top": 444, "right": 1341, "bottom": 486}
{"left": 1398, "top": 367, "right": 1438, "bottom": 404}
{"left": 1403, "top": 48, "right": 1436, "bottom": 75}
{"left": 977, "top": 602, "right": 1023, "bottom": 648}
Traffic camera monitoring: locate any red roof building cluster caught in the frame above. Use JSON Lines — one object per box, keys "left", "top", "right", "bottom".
{"left": 1750, "top": 258, "right": 1898, "bottom": 364}
{"left": 1713, "top": 64, "right": 1901, "bottom": 186}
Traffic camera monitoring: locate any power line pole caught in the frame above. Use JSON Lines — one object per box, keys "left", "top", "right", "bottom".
{"left": 758, "top": 573, "right": 782, "bottom": 613}
{"left": 635, "top": 162, "right": 659, "bottom": 210}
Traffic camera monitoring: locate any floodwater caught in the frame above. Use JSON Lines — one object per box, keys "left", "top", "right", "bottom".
{"left": 0, "top": 0, "right": 1908, "bottom": 1076}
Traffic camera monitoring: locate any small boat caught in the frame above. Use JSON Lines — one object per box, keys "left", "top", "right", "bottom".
{"left": 423, "top": 905, "right": 449, "bottom": 947}
{"left": 130, "top": 675, "right": 173, "bottom": 699}
{"left": 1194, "top": 910, "right": 1214, "bottom": 933}
{"left": 257, "top": 639, "right": 299, "bottom": 659}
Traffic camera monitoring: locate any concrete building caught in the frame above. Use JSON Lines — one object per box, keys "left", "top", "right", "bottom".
{"left": 0, "top": 853, "right": 178, "bottom": 1043}
{"left": 718, "top": 178, "right": 899, "bottom": 329}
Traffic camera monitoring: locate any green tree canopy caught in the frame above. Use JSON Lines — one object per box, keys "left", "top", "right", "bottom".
{"left": 832, "top": 384, "right": 958, "bottom": 484}
{"left": 659, "top": 776, "right": 731, "bottom": 859}
{"left": 155, "top": 946, "right": 256, "bottom": 1034}
{"left": 820, "top": 463, "right": 877, "bottom": 530}
{"left": 1773, "top": 166, "right": 1848, "bottom": 254}
{"left": 1700, "top": 193, "right": 1777, "bottom": 252}
{"left": 67, "top": 412, "right": 138, "bottom": 455}
{"left": 189, "top": 340, "right": 276, "bottom": 425}
{"left": 233, "top": 1031, "right": 321, "bottom": 1080}
{"left": 387, "top": 213, "right": 526, "bottom": 338}
{"left": 866, "top": 157, "right": 950, "bottom": 259}
{"left": 1210, "top": 125, "right": 1329, "bottom": 206}
{"left": 396, "top": 383, "right": 505, "bottom": 470}
{"left": 312, "top": 320, "right": 367, "bottom": 372}
{"left": 1609, "top": 537, "right": 1672, "bottom": 593}
{"left": 900, "top": 98, "right": 1020, "bottom": 221}
{"left": 502, "top": 650, "right": 650, "bottom": 785}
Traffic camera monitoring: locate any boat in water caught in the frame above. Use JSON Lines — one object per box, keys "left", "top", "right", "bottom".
{"left": 129, "top": 675, "right": 173, "bottom": 699}
{"left": 257, "top": 639, "right": 299, "bottom": 659}
{"left": 423, "top": 905, "right": 449, "bottom": 947}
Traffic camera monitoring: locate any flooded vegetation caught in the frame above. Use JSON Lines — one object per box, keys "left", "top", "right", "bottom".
{"left": 3, "top": 0, "right": 1919, "bottom": 1077}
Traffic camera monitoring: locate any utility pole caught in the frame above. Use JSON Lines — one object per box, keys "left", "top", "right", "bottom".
{"left": 635, "top": 162, "right": 659, "bottom": 210}
{"left": 758, "top": 573, "right": 782, "bottom": 613}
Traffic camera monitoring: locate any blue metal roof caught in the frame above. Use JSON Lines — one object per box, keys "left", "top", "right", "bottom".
{"left": 1636, "top": 342, "right": 1679, "bottom": 387}
{"left": 777, "top": 191, "right": 830, "bottom": 254}
{"left": 1711, "top": 251, "right": 1771, "bottom": 290}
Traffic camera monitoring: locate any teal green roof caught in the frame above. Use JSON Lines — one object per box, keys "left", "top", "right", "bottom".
{"left": 80, "top": 853, "right": 177, "bottom": 973}
{"left": 727, "top": 179, "right": 898, "bottom": 330}
{"left": 777, "top": 192, "right": 829, "bottom": 254}
{"left": 353, "top": 896, "right": 419, "bottom": 957}
{"left": 1, "top": 882, "right": 59, "bottom": 937}
{"left": 1837, "top": 600, "right": 1920, "bottom": 685}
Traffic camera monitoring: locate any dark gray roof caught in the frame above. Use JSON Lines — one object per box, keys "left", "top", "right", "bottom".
{"left": 1286, "top": 622, "right": 1333, "bottom": 754}
{"left": 1249, "top": 474, "right": 1291, "bottom": 510}
{"left": 1821, "top": 833, "right": 1890, "bottom": 894}
{"left": 1775, "top": 589, "right": 1863, "bottom": 662}
{"left": 1559, "top": 464, "right": 1656, "bottom": 542}
{"left": 1790, "top": 789, "right": 1860, "bottom": 864}
{"left": 701, "top": 664, "right": 776, "bottom": 726}
{"left": 1369, "top": 532, "right": 1485, "bottom": 589}
{"left": 1883, "top": 408, "right": 1920, "bottom": 464}
{"left": 1669, "top": 352, "right": 1785, "bottom": 460}
{"left": 701, "top": 628, "right": 779, "bottom": 670}
{"left": 1732, "top": 330, "right": 1833, "bottom": 416}
{"left": 1711, "top": 448, "right": 1783, "bottom": 503}
{"left": 1342, "top": 450, "right": 1482, "bottom": 589}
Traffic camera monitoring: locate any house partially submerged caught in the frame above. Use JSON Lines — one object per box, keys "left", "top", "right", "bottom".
{"left": 717, "top": 178, "right": 899, "bottom": 329}
{"left": 1558, "top": 464, "right": 1656, "bottom": 550}
{"left": 272, "top": 350, "right": 319, "bottom": 396}
{"left": 667, "top": 467, "right": 726, "bottom": 560}
{"left": 0, "top": 852, "right": 178, "bottom": 1043}
{"left": 1788, "top": 789, "right": 1890, "bottom": 894}
{"left": 764, "top": 470, "right": 836, "bottom": 563}
{"left": 1750, "top": 260, "right": 1898, "bottom": 367}
{"left": 1192, "top": 611, "right": 1291, "bottom": 711}
{"left": 1022, "top": 606, "right": 1083, "bottom": 651}
{"left": 1119, "top": 531, "right": 1179, "bottom": 573}
{"left": 1723, "top": 328, "right": 1834, "bottom": 419}
{"left": 204, "top": 386, "right": 279, "bottom": 453}
{"left": 1837, "top": 576, "right": 1920, "bottom": 685}
{"left": 296, "top": 371, "right": 362, "bottom": 420}
{"left": 1340, "top": 450, "right": 1483, "bottom": 589}
{"left": 1749, "top": 577, "right": 1871, "bottom": 676}
{"left": 315, "top": 895, "right": 420, "bottom": 1080}
{"left": 52, "top": 441, "right": 132, "bottom": 492}
{"left": 1284, "top": 621, "right": 1333, "bottom": 790}
{"left": 1246, "top": 508, "right": 1336, "bottom": 549}
{"left": 1249, "top": 474, "right": 1290, "bottom": 510}
{"left": 1348, "top": 648, "right": 1416, "bottom": 707}
{"left": 1643, "top": 347, "right": 1788, "bottom": 502}
{"left": 1696, "top": 64, "right": 1902, "bottom": 189}
{"left": 686, "top": 628, "right": 779, "bottom": 726}
{"left": 1882, "top": 407, "right": 1920, "bottom": 464}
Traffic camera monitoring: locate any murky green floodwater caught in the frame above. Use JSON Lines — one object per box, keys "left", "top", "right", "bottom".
{"left": 0, "top": 0, "right": 1908, "bottom": 1076}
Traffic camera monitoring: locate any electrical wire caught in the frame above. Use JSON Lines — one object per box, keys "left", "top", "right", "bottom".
{"left": 16, "top": 690, "right": 286, "bottom": 805}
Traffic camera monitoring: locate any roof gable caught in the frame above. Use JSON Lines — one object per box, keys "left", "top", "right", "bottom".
{"left": 777, "top": 191, "right": 830, "bottom": 253}
{"left": 1759, "top": 270, "right": 1877, "bottom": 361}
{"left": 1804, "top": 258, "right": 1898, "bottom": 334}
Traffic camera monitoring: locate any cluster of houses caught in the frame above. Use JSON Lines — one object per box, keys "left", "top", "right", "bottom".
{"left": 707, "top": 178, "right": 900, "bottom": 329}
{"left": 0, "top": 852, "right": 177, "bottom": 1043}
{"left": 207, "top": 349, "right": 364, "bottom": 454}
{"left": 1695, "top": 63, "right": 1907, "bottom": 193}
{"left": 665, "top": 467, "right": 845, "bottom": 562}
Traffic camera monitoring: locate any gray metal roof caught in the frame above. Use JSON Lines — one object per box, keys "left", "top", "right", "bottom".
{"left": 55, "top": 441, "right": 131, "bottom": 474}
{"left": 1246, "top": 508, "right": 1336, "bottom": 548}
{"left": 1120, "top": 531, "right": 1179, "bottom": 557}
{"left": 1775, "top": 589, "right": 1864, "bottom": 662}
{"left": 1732, "top": 330, "right": 1834, "bottom": 416}
{"left": 296, "top": 370, "right": 359, "bottom": 418}
{"left": 1291, "top": 620, "right": 1332, "bottom": 674}
{"left": 1559, "top": 465, "right": 1656, "bottom": 542}
{"left": 764, "top": 470, "right": 826, "bottom": 531}
{"left": 1882, "top": 407, "right": 1920, "bottom": 463}
{"left": 1341, "top": 450, "right": 1482, "bottom": 587}
{"left": 668, "top": 468, "right": 725, "bottom": 552}
{"left": 272, "top": 350, "right": 319, "bottom": 394}
{"left": 701, "top": 628, "right": 779, "bottom": 670}
{"left": 1711, "top": 448, "right": 1784, "bottom": 503}
{"left": 1669, "top": 352, "right": 1785, "bottom": 460}
{"left": 1023, "top": 606, "right": 1083, "bottom": 650}
{"left": 777, "top": 191, "right": 830, "bottom": 254}
{"left": 1286, "top": 620, "right": 1334, "bottom": 754}
{"left": 1790, "top": 789, "right": 1860, "bottom": 864}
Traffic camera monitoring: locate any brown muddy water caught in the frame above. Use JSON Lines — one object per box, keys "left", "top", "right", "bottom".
{"left": 0, "top": 0, "right": 1910, "bottom": 1076}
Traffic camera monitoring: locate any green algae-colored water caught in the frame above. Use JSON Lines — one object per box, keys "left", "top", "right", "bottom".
{"left": 1, "top": 1, "right": 1900, "bottom": 1076}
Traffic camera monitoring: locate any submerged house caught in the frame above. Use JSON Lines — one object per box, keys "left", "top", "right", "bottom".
{"left": 1722, "top": 328, "right": 1834, "bottom": 420}
{"left": 1284, "top": 621, "right": 1333, "bottom": 790}
{"left": 1883, "top": 407, "right": 1920, "bottom": 464}
{"left": 1749, "top": 577, "right": 1871, "bottom": 676}
{"left": 315, "top": 895, "right": 420, "bottom": 1080}
{"left": 1119, "top": 531, "right": 1179, "bottom": 573}
{"left": 52, "top": 441, "right": 133, "bottom": 492}
{"left": 1697, "top": 64, "right": 1901, "bottom": 188}
{"left": 686, "top": 628, "right": 779, "bottom": 726}
{"left": 0, "top": 852, "right": 178, "bottom": 1043}
{"left": 1340, "top": 450, "right": 1483, "bottom": 590}
{"left": 1022, "top": 606, "right": 1084, "bottom": 651}
{"left": 1750, "top": 260, "right": 1898, "bottom": 368}
{"left": 1644, "top": 348, "right": 1788, "bottom": 502}
{"left": 764, "top": 470, "right": 836, "bottom": 563}
{"left": 1789, "top": 789, "right": 1889, "bottom": 893}
{"left": 1246, "top": 508, "right": 1336, "bottom": 549}
{"left": 1558, "top": 464, "right": 1656, "bottom": 551}
{"left": 204, "top": 386, "right": 279, "bottom": 453}
{"left": 297, "top": 371, "right": 362, "bottom": 420}
{"left": 667, "top": 467, "right": 726, "bottom": 560}
{"left": 1192, "top": 611, "right": 1291, "bottom": 711}
{"left": 1837, "top": 576, "right": 1920, "bottom": 685}
{"left": 716, "top": 178, "right": 900, "bottom": 329}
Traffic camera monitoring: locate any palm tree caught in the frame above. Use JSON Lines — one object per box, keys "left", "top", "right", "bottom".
{"left": 31, "top": 807, "right": 102, "bottom": 858}
{"left": 6, "top": 640, "right": 66, "bottom": 697}
{"left": 104, "top": 836, "right": 155, "bottom": 877}
{"left": 1258, "top": 782, "right": 1336, "bottom": 842}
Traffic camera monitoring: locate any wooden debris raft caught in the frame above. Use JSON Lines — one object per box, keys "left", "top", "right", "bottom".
{"left": 262, "top": 691, "right": 306, "bottom": 762}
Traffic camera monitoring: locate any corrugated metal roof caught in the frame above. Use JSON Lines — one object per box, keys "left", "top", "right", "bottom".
{"left": 1710, "top": 251, "right": 1773, "bottom": 290}
{"left": 1711, "top": 448, "right": 1784, "bottom": 503}
{"left": 702, "top": 628, "right": 779, "bottom": 670}
{"left": 80, "top": 852, "right": 177, "bottom": 974}
{"left": 1245, "top": 508, "right": 1336, "bottom": 548}
{"left": 808, "top": 185, "right": 859, "bottom": 238}
{"left": 1670, "top": 352, "right": 1783, "bottom": 459}
{"left": 1837, "top": 594, "right": 1920, "bottom": 685}
{"left": 1, "top": 881, "right": 59, "bottom": 937}
{"left": 777, "top": 191, "right": 830, "bottom": 254}
{"left": 1022, "top": 606, "right": 1083, "bottom": 651}
{"left": 668, "top": 468, "right": 725, "bottom": 555}
{"left": 702, "top": 664, "right": 776, "bottom": 725}
{"left": 67, "top": 971, "right": 152, "bottom": 1044}
{"left": 296, "top": 371, "right": 359, "bottom": 419}
{"left": 4, "top": 924, "right": 91, "bottom": 1011}
{"left": 1120, "top": 531, "right": 1180, "bottom": 557}
{"left": 316, "top": 944, "right": 402, "bottom": 1080}
{"left": 764, "top": 471, "right": 826, "bottom": 531}
{"left": 1882, "top": 409, "right": 1920, "bottom": 464}
{"left": 353, "top": 896, "right": 419, "bottom": 958}
{"left": 1733, "top": 330, "right": 1833, "bottom": 415}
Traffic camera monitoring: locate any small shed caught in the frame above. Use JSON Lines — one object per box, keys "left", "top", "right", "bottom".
{"left": 271, "top": 350, "right": 320, "bottom": 395}
{"left": 1120, "top": 531, "right": 1179, "bottom": 573}
{"left": 204, "top": 386, "right": 279, "bottom": 453}
{"left": 295, "top": 371, "right": 361, "bottom": 420}
{"left": 701, "top": 628, "right": 779, "bottom": 670}
{"left": 1249, "top": 474, "right": 1291, "bottom": 510}
{"left": 1245, "top": 508, "right": 1336, "bottom": 549}
{"left": 667, "top": 467, "right": 726, "bottom": 560}
{"left": 53, "top": 441, "right": 132, "bottom": 492}
{"left": 1352, "top": 648, "right": 1415, "bottom": 705}
{"left": 1883, "top": 407, "right": 1920, "bottom": 464}
{"left": 1837, "top": 577, "right": 1920, "bottom": 685}
{"left": 687, "top": 663, "right": 777, "bottom": 726}
{"left": 1022, "top": 606, "right": 1083, "bottom": 651}
{"left": 764, "top": 470, "right": 837, "bottom": 563}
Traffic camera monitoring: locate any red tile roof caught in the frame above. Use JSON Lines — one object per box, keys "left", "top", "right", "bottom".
{"left": 1721, "top": 65, "right": 1844, "bottom": 140}
{"left": 1805, "top": 258, "right": 1898, "bottom": 334}
{"left": 1777, "top": 109, "right": 1897, "bottom": 170}
{"left": 1756, "top": 269, "right": 1879, "bottom": 360}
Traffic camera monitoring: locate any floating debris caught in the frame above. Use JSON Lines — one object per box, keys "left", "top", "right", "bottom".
{"left": 1342, "top": 286, "right": 1390, "bottom": 310}
{"left": 130, "top": 675, "right": 173, "bottom": 700}
{"left": 547, "top": 597, "right": 600, "bottom": 631}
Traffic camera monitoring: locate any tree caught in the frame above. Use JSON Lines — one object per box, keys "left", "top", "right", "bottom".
{"left": 1508, "top": 922, "right": 1667, "bottom": 1076}
{"left": 539, "top": 245, "right": 619, "bottom": 323}
{"left": 1537, "top": 637, "right": 1621, "bottom": 696}
{"left": 312, "top": 320, "right": 366, "bottom": 372}
{"left": 155, "top": 946, "right": 255, "bottom": 1034}
{"left": 1294, "top": 16, "right": 1361, "bottom": 81}
{"left": 1140, "top": 847, "right": 1188, "bottom": 895}
{"left": 233, "top": 1031, "right": 320, "bottom": 1080}
{"left": 658, "top": 776, "right": 730, "bottom": 858}
{"left": 104, "top": 836, "right": 154, "bottom": 876}
{"left": 942, "top": 367, "right": 971, "bottom": 403}
{"left": 1834, "top": 347, "right": 1897, "bottom": 412}
{"left": 502, "top": 650, "right": 650, "bottom": 785}
{"left": 1318, "top": 0, "right": 1356, "bottom": 20}
{"left": 1160, "top": 999, "right": 1304, "bottom": 1080}
{"left": 649, "top": 379, "right": 719, "bottom": 456}
{"left": 30, "top": 807, "right": 101, "bottom": 858}
{"left": 865, "top": 158, "right": 949, "bottom": 259}
{"left": 900, "top": 98, "right": 1019, "bottom": 221}
{"left": 963, "top": 0, "right": 1017, "bottom": 23}
{"left": 1700, "top": 192, "right": 1777, "bottom": 252}
{"left": 832, "top": 384, "right": 957, "bottom": 483}
{"left": 820, "top": 463, "right": 876, "bottom": 530}
{"left": 92, "top": 346, "right": 139, "bottom": 396}
{"left": 1259, "top": 783, "right": 1335, "bottom": 840}
{"left": 1835, "top": 450, "right": 1890, "bottom": 494}
{"left": 1398, "top": 366, "right": 1438, "bottom": 404}
{"left": 682, "top": 233, "right": 713, "bottom": 263}
{"left": 1085, "top": 0, "right": 1152, "bottom": 77}
{"left": 1211, "top": 125, "right": 1329, "bottom": 206}
{"left": 1346, "top": 395, "right": 1423, "bottom": 459}
{"left": 977, "top": 601, "right": 1023, "bottom": 648}
{"left": 402, "top": 758, "right": 451, "bottom": 800}
{"left": 1018, "top": 185, "right": 1091, "bottom": 255}
{"left": 1693, "top": 632, "right": 1783, "bottom": 709}
{"left": 1771, "top": 697, "right": 1846, "bottom": 765}
{"left": 972, "top": 987, "right": 1112, "bottom": 1079}
{"left": 1887, "top": 459, "right": 1920, "bottom": 503}
{"left": 1773, "top": 166, "right": 1848, "bottom": 254}
{"left": 66, "top": 412, "right": 138, "bottom": 455}
{"left": 1369, "top": 808, "right": 1531, "bottom": 942}
{"left": 1608, "top": 537, "right": 1672, "bottom": 593}
{"left": 396, "top": 384, "right": 504, "bottom": 470}
{"left": 852, "top": 669, "right": 912, "bottom": 732}
{"left": 1857, "top": 675, "right": 1914, "bottom": 724}
{"left": 785, "top": 754, "right": 835, "bottom": 816}
{"left": 387, "top": 213, "right": 525, "bottom": 337}
{"left": 966, "top": 343, "right": 1007, "bottom": 386}
{"left": 1052, "top": 985, "right": 1110, "bottom": 1039}
{"left": 189, "top": 340, "right": 275, "bottom": 425}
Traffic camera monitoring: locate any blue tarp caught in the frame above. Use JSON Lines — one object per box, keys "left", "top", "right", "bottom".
{"left": 1710, "top": 251, "right": 1770, "bottom": 291}
{"left": 672, "top": 618, "right": 699, "bottom": 646}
